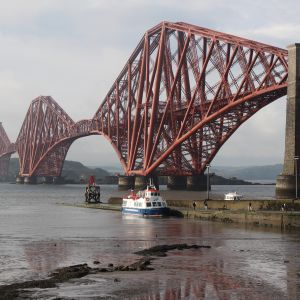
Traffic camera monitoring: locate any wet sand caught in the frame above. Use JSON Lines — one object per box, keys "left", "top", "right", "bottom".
{"left": 0, "top": 244, "right": 211, "bottom": 299}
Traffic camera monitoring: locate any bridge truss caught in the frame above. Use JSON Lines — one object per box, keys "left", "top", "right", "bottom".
{"left": 0, "top": 22, "right": 289, "bottom": 178}
{"left": 94, "top": 22, "right": 288, "bottom": 176}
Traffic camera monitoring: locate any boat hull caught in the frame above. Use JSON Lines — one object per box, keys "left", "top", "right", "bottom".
{"left": 121, "top": 207, "right": 169, "bottom": 217}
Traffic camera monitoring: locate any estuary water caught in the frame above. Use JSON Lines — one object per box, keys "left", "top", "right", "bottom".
{"left": 0, "top": 183, "right": 299, "bottom": 299}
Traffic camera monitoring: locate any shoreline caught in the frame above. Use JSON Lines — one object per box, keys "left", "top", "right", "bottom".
{"left": 59, "top": 198, "right": 300, "bottom": 231}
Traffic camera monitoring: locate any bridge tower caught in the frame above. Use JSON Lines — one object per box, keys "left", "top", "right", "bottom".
{"left": 0, "top": 122, "right": 15, "bottom": 178}
{"left": 276, "top": 44, "right": 300, "bottom": 198}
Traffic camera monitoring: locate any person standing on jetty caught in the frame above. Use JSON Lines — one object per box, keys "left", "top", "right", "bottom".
{"left": 204, "top": 199, "right": 208, "bottom": 210}
{"left": 192, "top": 201, "right": 196, "bottom": 210}
{"left": 248, "top": 202, "right": 252, "bottom": 211}
{"left": 281, "top": 203, "right": 286, "bottom": 211}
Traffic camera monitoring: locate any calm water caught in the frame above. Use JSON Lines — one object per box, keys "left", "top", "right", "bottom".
{"left": 0, "top": 183, "right": 299, "bottom": 299}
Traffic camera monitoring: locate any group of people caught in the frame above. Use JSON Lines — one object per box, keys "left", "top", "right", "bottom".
{"left": 192, "top": 200, "right": 208, "bottom": 210}
{"left": 191, "top": 201, "right": 289, "bottom": 212}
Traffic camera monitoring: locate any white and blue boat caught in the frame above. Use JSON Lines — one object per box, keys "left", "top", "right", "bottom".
{"left": 122, "top": 184, "right": 169, "bottom": 217}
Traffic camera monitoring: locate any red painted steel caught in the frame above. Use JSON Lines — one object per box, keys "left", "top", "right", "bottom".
{"left": 2, "top": 22, "right": 289, "bottom": 178}
{"left": 0, "top": 123, "right": 15, "bottom": 176}
{"left": 93, "top": 22, "right": 288, "bottom": 176}
{"left": 15, "top": 96, "right": 99, "bottom": 177}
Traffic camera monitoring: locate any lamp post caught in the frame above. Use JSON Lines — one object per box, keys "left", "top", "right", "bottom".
{"left": 294, "top": 156, "right": 299, "bottom": 199}
{"left": 206, "top": 164, "right": 210, "bottom": 200}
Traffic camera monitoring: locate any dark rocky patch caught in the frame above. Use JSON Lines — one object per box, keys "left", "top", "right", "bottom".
{"left": 0, "top": 264, "right": 91, "bottom": 299}
{"left": 0, "top": 258, "right": 154, "bottom": 298}
{"left": 0, "top": 244, "right": 210, "bottom": 298}
{"left": 134, "top": 243, "right": 211, "bottom": 256}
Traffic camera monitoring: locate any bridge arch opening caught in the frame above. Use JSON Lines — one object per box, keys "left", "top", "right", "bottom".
{"left": 63, "top": 135, "right": 122, "bottom": 181}
{"left": 212, "top": 96, "right": 286, "bottom": 168}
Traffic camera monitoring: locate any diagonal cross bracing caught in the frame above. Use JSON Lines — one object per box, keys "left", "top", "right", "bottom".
{"left": 93, "top": 21, "right": 288, "bottom": 176}
{"left": 4, "top": 22, "right": 288, "bottom": 178}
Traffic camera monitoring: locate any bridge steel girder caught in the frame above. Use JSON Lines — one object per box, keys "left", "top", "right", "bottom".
{"left": 0, "top": 123, "right": 15, "bottom": 177}
{"left": 15, "top": 97, "right": 117, "bottom": 177}
{"left": 16, "top": 96, "right": 76, "bottom": 177}
{"left": 14, "top": 22, "right": 288, "bottom": 178}
{"left": 94, "top": 21, "right": 288, "bottom": 176}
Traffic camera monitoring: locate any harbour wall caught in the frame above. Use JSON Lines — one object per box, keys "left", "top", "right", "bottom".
{"left": 108, "top": 197, "right": 300, "bottom": 211}
{"left": 107, "top": 197, "right": 300, "bottom": 230}
{"left": 181, "top": 209, "right": 300, "bottom": 230}
{"left": 165, "top": 199, "right": 300, "bottom": 211}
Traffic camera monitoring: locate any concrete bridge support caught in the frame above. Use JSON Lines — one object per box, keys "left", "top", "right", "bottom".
{"left": 276, "top": 43, "right": 300, "bottom": 198}
{"left": 16, "top": 176, "right": 24, "bottom": 184}
{"left": 0, "top": 155, "right": 10, "bottom": 178}
{"left": 186, "top": 174, "right": 208, "bottom": 191}
{"left": 134, "top": 176, "right": 159, "bottom": 190}
{"left": 42, "top": 176, "right": 53, "bottom": 184}
{"left": 24, "top": 176, "right": 37, "bottom": 184}
{"left": 134, "top": 176, "right": 148, "bottom": 190}
{"left": 118, "top": 175, "right": 134, "bottom": 190}
{"left": 53, "top": 176, "right": 65, "bottom": 184}
{"left": 167, "top": 175, "right": 187, "bottom": 190}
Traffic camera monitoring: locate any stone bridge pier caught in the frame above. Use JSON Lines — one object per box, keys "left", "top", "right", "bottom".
{"left": 276, "top": 43, "right": 300, "bottom": 198}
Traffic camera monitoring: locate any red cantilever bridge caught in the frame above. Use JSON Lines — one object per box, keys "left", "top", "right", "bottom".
{"left": 0, "top": 22, "right": 288, "bottom": 180}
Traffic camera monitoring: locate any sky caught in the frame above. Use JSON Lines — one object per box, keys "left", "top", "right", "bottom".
{"left": 0, "top": 0, "right": 299, "bottom": 169}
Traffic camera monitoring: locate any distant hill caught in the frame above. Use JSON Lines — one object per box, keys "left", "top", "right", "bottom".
{"left": 210, "top": 174, "right": 254, "bottom": 185}
{"left": 213, "top": 164, "right": 283, "bottom": 180}
{"left": 61, "top": 160, "right": 111, "bottom": 183}
{"left": 4, "top": 158, "right": 111, "bottom": 183}
{"left": 1, "top": 158, "right": 282, "bottom": 184}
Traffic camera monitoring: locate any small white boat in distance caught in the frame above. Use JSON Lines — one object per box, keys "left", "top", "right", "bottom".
{"left": 122, "top": 183, "right": 169, "bottom": 217}
{"left": 224, "top": 192, "right": 243, "bottom": 201}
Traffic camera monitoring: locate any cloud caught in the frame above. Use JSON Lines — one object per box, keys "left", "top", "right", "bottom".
{"left": 251, "top": 24, "right": 300, "bottom": 41}
{"left": 0, "top": 71, "right": 22, "bottom": 91}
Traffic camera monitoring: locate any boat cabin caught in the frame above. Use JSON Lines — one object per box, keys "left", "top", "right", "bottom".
{"left": 122, "top": 187, "right": 168, "bottom": 208}
{"left": 224, "top": 192, "right": 242, "bottom": 201}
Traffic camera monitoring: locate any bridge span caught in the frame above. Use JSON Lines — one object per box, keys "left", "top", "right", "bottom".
{"left": 0, "top": 21, "right": 292, "bottom": 192}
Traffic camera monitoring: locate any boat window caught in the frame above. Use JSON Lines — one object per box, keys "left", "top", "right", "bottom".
{"left": 157, "top": 202, "right": 162, "bottom": 206}
{"left": 152, "top": 202, "right": 157, "bottom": 207}
{"left": 134, "top": 202, "right": 138, "bottom": 207}
{"left": 146, "top": 202, "right": 151, "bottom": 207}
{"left": 122, "top": 200, "right": 127, "bottom": 206}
